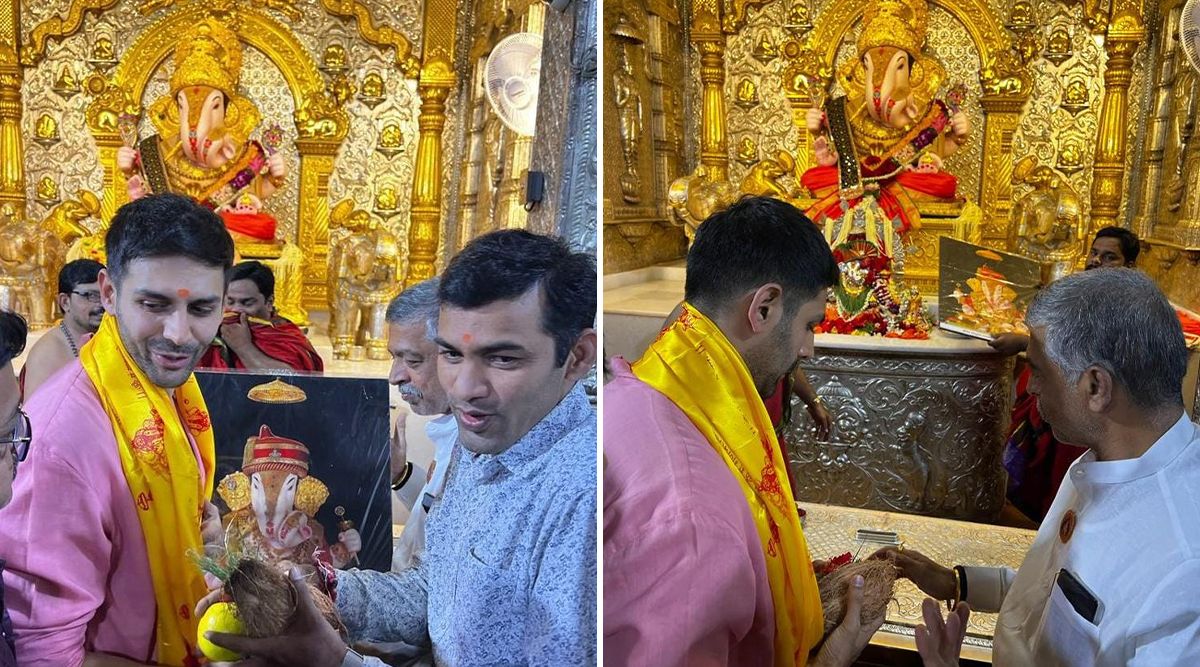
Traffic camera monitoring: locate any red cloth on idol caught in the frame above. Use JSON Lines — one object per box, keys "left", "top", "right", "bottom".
{"left": 801, "top": 165, "right": 958, "bottom": 236}
{"left": 219, "top": 210, "right": 278, "bottom": 241}
{"left": 198, "top": 314, "right": 323, "bottom": 372}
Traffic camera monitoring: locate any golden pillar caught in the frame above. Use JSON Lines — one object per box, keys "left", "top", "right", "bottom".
{"left": 406, "top": 0, "right": 457, "bottom": 285}
{"left": 0, "top": 0, "right": 24, "bottom": 216}
{"left": 692, "top": 0, "right": 727, "bottom": 182}
{"left": 407, "top": 55, "right": 455, "bottom": 284}
{"left": 1089, "top": 12, "right": 1144, "bottom": 231}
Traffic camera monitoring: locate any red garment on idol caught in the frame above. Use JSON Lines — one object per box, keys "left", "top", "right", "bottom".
{"left": 800, "top": 165, "right": 958, "bottom": 235}
{"left": 219, "top": 210, "right": 278, "bottom": 241}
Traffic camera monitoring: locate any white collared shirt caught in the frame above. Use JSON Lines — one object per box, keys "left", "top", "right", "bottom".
{"left": 968, "top": 413, "right": 1200, "bottom": 666}
{"left": 391, "top": 414, "right": 458, "bottom": 572}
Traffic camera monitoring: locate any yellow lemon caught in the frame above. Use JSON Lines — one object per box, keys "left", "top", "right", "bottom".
{"left": 197, "top": 601, "right": 246, "bottom": 662}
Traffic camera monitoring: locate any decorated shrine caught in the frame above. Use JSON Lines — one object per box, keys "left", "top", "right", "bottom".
{"left": 602, "top": 0, "right": 1200, "bottom": 659}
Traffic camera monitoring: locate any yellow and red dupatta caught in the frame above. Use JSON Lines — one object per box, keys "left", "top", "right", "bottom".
{"left": 79, "top": 316, "right": 215, "bottom": 665}
{"left": 632, "top": 303, "right": 824, "bottom": 665}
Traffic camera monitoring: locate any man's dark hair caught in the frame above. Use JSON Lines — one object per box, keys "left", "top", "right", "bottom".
{"left": 105, "top": 194, "right": 235, "bottom": 283}
{"left": 0, "top": 310, "right": 27, "bottom": 369}
{"left": 439, "top": 230, "right": 595, "bottom": 366}
{"left": 1094, "top": 226, "right": 1140, "bottom": 266}
{"left": 228, "top": 260, "right": 275, "bottom": 301}
{"left": 685, "top": 195, "right": 839, "bottom": 314}
{"left": 57, "top": 259, "right": 104, "bottom": 295}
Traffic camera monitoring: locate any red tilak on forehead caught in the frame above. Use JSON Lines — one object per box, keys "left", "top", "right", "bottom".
{"left": 462, "top": 333, "right": 473, "bottom": 344}
{"left": 177, "top": 288, "right": 190, "bottom": 298}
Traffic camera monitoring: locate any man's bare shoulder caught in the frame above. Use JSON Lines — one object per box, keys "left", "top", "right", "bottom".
{"left": 25, "top": 327, "right": 69, "bottom": 365}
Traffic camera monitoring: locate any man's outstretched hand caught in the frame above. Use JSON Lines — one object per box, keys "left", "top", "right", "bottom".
{"left": 206, "top": 567, "right": 347, "bottom": 667}
{"left": 915, "top": 597, "right": 970, "bottom": 667}
{"left": 810, "top": 574, "right": 886, "bottom": 667}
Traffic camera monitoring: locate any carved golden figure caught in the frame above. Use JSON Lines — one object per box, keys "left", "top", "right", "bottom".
{"left": 0, "top": 204, "right": 65, "bottom": 328}
{"left": 42, "top": 190, "right": 102, "bottom": 246}
{"left": 753, "top": 31, "right": 779, "bottom": 62}
{"left": 1007, "top": 0, "right": 1035, "bottom": 29}
{"left": 34, "top": 114, "right": 59, "bottom": 145}
{"left": 322, "top": 43, "right": 348, "bottom": 71}
{"left": 1008, "top": 156, "right": 1084, "bottom": 281}
{"left": 1045, "top": 27, "right": 1073, "bottom": 64}
{"left": 613, "top": 43, "right": 644, "bottom": 204}
{"left": 359, "top": 70, "right": 385, "bottom": 107}
{"left": 374, "top": 186, "right": 398, "bottom": 213}
{"left": 787, "top": 0, "right": 814, "bottom": 31}
{"left": 736, "top": 136, "right": 759, "bottom": 165}
{"left": 53, "top": 65, "right": 80, "bottom": 97}
{"left": 327, "top": 199, "right": 401, "bottom": 361}
{"left": 1061, "top": 79, "right": 1089, "bottom": 112}
{"left": 741, "top": 150, "right": 798, "bottom": 199}
{"left": 735, "top": 78, "right": 759, "bottom": 108}
{"left": 91, "top": 35, "right": 116, "bottom": 64}
{"left": 1058, "top": 139, "right": 1084, "bottom": 173}
{"left": 380, "top": 123, "right": 402, "bottom": 148}
{"left": 35, "top": 177, "right": 59, "bottom": 204}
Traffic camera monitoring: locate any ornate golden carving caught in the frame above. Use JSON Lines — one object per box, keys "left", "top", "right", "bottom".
{"left": 35, "top": 176, "right": 59, "bottom": 204}
{"left": 19, "top": 0, "right": 120, "bottom": 66}
{"left": 319, "top": 0, "right": 421, "bottom": 77}
{"left": 295, "top": 91, "right": 350, "bottom": 141}
{"left": 722, "top": 0, "right": 773, "bottom": 34}
{"left": 740, "top": 149, "right": 797, "bottom": 198}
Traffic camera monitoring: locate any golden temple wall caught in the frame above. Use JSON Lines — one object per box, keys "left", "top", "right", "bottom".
{"left": 602, "top": 0, "right": 1157, "bottom": 282}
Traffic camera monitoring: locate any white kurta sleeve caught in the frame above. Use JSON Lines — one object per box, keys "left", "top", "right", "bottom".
{"left": 961, "top": 565, "right": 1018, "bottom": 614}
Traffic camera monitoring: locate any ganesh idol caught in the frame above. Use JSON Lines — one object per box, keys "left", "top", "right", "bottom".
{"left": 216, "top": 425, "right": 362, "bottom": 569}
{"left": 115, "top": 19, "right": 288, "bottom": 244}
{"left": 800, "top": 0, "right": 967, "bottom": 336}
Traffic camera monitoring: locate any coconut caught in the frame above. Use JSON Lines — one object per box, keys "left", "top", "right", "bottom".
{"left": 816, "top": 559, "right": 897, "bottom": 635}
{"left": 223, "top": 559, "right": 346, "bottom": 638}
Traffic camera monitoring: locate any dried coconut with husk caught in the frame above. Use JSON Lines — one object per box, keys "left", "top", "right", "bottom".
{"left": 192, "top": 537, "right": 346, "bottom": 639}
{"left": 816, "top": 554, "right": 897, "bottom": 636}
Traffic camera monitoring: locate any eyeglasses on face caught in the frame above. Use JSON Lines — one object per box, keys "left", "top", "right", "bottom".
{"left": 71, "top": 290, "right": 102, "bottom": 304}
{"left": 0, "top": 409, "right": 31, "bottom": 463}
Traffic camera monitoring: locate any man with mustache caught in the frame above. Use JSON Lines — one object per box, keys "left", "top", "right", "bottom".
{"left": 382, "top": 278, "right": 456, "bottom": 573}
{"left": 197, "top": 260, "right": 323, "bottom": 372}
{"left": 0, "top": 194, "right": 233, "bottom": 666}
{"left": 208, "top": 230, "right": 597, "bottom": 666}
{"left": 0, "top": 309, "right": 29, "bottom": 667}
{"left": 20, "top": 259, "right": 105, "bottom": 398}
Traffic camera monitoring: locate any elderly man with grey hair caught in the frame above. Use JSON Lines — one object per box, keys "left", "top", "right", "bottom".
{"left": 875, "top": 268, "right": 1200, "bottom": 667}
{"left": 383, "top": 277, "right": 457, "bottom": 573}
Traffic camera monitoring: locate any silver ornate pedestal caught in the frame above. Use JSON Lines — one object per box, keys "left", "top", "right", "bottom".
{"left": 783, "top": 332, "right": 1013, "bottom": 522}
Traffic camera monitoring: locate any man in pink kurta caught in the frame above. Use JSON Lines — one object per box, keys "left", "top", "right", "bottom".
{"left": 0, "top": 361, "right": 161, "bottom": 664}
{"left": 604, "top": 356, "right": 776, "bottom": 665}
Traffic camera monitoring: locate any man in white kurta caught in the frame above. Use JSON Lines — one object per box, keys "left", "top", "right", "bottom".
{"left": 879, "top": 268, "right": 1200, "bottom": 667}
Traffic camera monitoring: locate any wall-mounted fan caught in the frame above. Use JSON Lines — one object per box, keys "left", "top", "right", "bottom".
{"left": 484, "top": 32, "right": 543, "bottom": 137}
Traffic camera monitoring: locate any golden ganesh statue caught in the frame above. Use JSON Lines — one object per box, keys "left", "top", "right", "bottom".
{"left": 0, "top": 205, "right": 66, "bottom": 328}
{"left": 802, "top": 0, "right": 968, "bottom": 337}
{"left": 115, "top": 19, "right": 306, "bottom": 324}
{"left": 217, "top": 425, "right": 362, "bottom": 569}
{"left": 327, "top": 200, "right": 401, "bottom": 361}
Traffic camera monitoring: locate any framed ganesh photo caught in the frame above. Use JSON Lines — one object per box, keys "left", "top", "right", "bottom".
{"left": 937, "top": 237, "right": 1043, "bottom": 341}
{"left": 195, "top": 371, "right": 393, "bottom": 573}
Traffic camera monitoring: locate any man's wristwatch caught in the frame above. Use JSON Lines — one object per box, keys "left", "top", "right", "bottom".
{"left": 341, "top": 647, "right": 366, "bottom": 667}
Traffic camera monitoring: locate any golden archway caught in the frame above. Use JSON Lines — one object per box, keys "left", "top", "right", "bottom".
{"left": 85, "top": 3, "right": 348, "bottom": 308}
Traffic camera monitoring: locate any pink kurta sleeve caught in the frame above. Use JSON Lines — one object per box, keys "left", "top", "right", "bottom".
{"left": 0, "top": 433, "right": 114, "bottom": 666}
{"left": 605, "top": 510, "right": 763, "bottom": 667}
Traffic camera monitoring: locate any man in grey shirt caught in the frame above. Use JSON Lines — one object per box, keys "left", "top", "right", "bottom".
{"left": 208, "top": 230, "right": 598, "bottom": 666}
